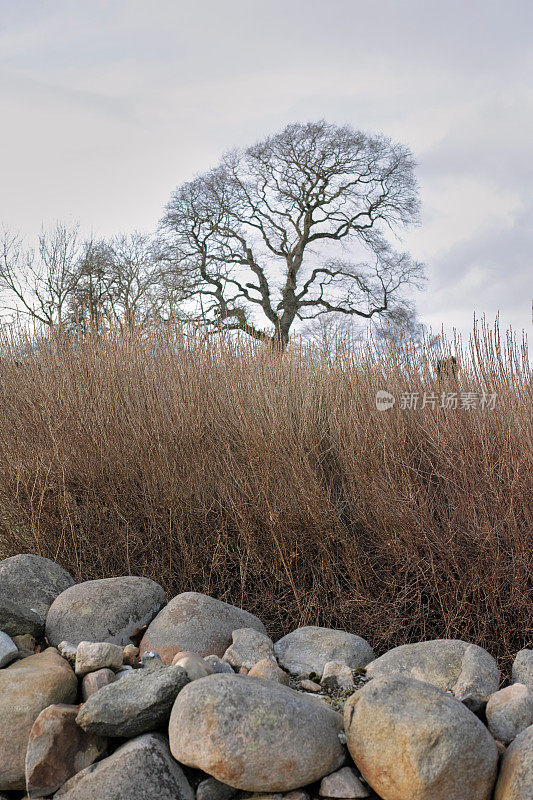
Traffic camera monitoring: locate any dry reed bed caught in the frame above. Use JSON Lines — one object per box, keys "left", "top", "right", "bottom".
{"left": 0, "top": 322, "right": 531, "bottom": 673}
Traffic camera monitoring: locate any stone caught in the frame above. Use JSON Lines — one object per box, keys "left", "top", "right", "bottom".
{"left": 0, "top": 648, "right": 78, "bottom": 790}
{"left": 0, "top": 554, "right": 74, "bottom": 638}
{"left": 274, "top": 626, "right": 374, "bottom": 680}
{"left": 344, "top": 674, "right": 498, "bottom": 800}
{"left": 299, "top": 678, "right": 321, "bottom": 692}
{"left": 322, "top": 662, "right": 355, "bottom": 693}
{"left": 12, "top": 633, "right": 37, "bottom": 653}
{"left": 76, "top": 663, "right": 189, "bottom": 737}
{"left": 0, "top": 630, "right": 18, "bottom": 667}
{"left": 169, "top": 673, "right": 346, "bottom": 791}
{"left": 122, "top": 643, "right": 139, "bottom": 665}
{"left": 46, "top": 576, "right": 166, "bottom": 647}
{"left": 284, "top": 792, "right": 310, "bottom": 800}
{"left": 81, "top": 668, "right": 116, "bottom": 700}
{"left": 140, "top": 650, "right": 163, "bottom": 669}
{"left": 25, "top": 704, "right": 106, "bottom": 798}
{"left": 139, "top": 592, "right": 267, "bottom": 662}
{"left": 494, "top": 724, "right": 533, "bottom": 800}
{"left": 512, "top": 650, "right": 533, "bottom": 695}
{"left": 486, "top": 685, "right": 533, "bottom": 744}
{"left": 248, "top": 658, "right": 289, "bottom": 684}
{"left": 223, "top": 628, "right": 275, "bottom": 670}
{"left": 365, "top": 638, "right": 500, "bottom": 712}
{"left": 319, "top": 766, "right": 370, "bottom": 798}
{"left": 172, "top": 651, "right": 214, "bottom": 680}
{"left": 204, "top": 654, "right": 235, "bottom": 674}
{"left": 196, "top": 776, "right": 238, "bottom": 800}
{"left": 75, "top": 641, "right": 124, "bottom": 676}
{"left": 53, "top": 732, "right": 194, "bottom": 800}
{"left": 57, "top": 641, "right": 77, "bottom": 665}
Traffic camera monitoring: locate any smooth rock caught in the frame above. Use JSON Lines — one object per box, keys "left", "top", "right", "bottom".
{"left": 122, "top": 644, "right": 139, "bottom": 665}
{"left": 284, "top": 792, "right": 310, "bottom": 800}
{"left": 169, "top": 673, "right": 346, "bottom": 791}
{"left": 319, "top": 766, "right": 370, "bottom": 798}
{"left": 139, "top": 592, "right": 267, "bottom": 662}
{"left": 196, "top": 776, "right": 238, "bottom": 800}
{"left": 494, "top": 724, "right": 533, "bottom": 800}
{"left": 114, "top": 664, "right": 134, "bottom": 679}
{"left": 512, "top": 650, "right": 533, "bottom": 695}
{"left": 25, "top": 704, "right": 106, "bottom": 798}
{"left": 172, "top": 651, "right": 214, "bottom": 680}
{"left": 204, "top": 654, "right": 235, "bottom": 674}
{"left": 223, "top": 628, "right": 275, "bottom": 670}
{"left": 365, "top": 638, "right": 500, "bottom": 712}
{"left": 0, "top": 554, "right": 74, "bottom": 638}
{"left": 140, "top": 650, "right": 163, "bottom": 669}
{"left": 12, "top": 633, "right": 37, "bottom": 653}
{"left": 274, "top": 626, "right": 374, "bottom": 680}
{"left": 299, "top": 678, "right": 322, "bottom": 692}
{"left": 248, "top": 658, "right": 289, "bottom": 684}
{"left": 322, "top": 662, "right": 355, "bottom": 692}
{"left": 75, "top": 641, "right": 123, "bottom": 676}
{"left": 57, "top": 641, "right": 77, "bottom": 665}
{"left": 487, "top": 685, "right": 533, "bottom": 744}
{"left": 76, "top": 663, "right": 189, "bottom": 737}
{"left": 81, "top": 668, "right": 116, "bottom": 700}
{"left": 0, "top": 648, "right": 77, "bottom": 790}
{"left": 46, "top": 576, "right": 166, "bottom": 647}
{"left": 53, "top": 732, "right": 194, "bottom": 800}
{"left": 0, "top": 630, "right": 18, "bottom": 667}
{"left": 344, "top": 674, "right": 498, "bottom": 800}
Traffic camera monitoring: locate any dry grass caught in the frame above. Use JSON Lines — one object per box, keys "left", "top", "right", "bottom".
{"left": 0, "top": 321, "right": 531, "bottom": 673}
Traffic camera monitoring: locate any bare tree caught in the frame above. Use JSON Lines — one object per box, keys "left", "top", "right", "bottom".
{"left": 161, "top": 120, "right": 425, "bottom": 349}
{"left": 0, "top": 223, "right": 84, "bottom": 327}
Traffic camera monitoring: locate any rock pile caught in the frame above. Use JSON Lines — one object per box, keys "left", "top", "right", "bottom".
{"left": 1, "top": 552, "right": 532, "bottom": 800}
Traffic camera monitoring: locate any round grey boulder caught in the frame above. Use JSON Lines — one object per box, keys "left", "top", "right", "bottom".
{"left": 512, "top": 650, "right": 533, "bottom": 695}
{"left": 494, "top": 724, "right": 533, "bottom": 800}
{"left": 45, "top": 576, "right": 166, "bottom": 647}
{"left": 53, "top": 732, "right": 194, "bottom": 800}
{"left": 169, "top": 673, "right": 346, "bottom": 791}
{"left": 345, "top": 674, "right": 498, "bottom": 800}
{"left": 76, "top": 663, "right": 189, "bottom": 737}
{"left": 0, "top": 554, "right": 74, "bottom": 638}
{"left": 139, "top": 592, "right": 267, "bottom": 662}
{"left": 0, "top": 631, "right": 18, "bottom": 668}
{"left": 365, "top": 638, "right": 499, "bottom": 712}
{"left": 274, "top": 626, "right": 374, "bottom": 679}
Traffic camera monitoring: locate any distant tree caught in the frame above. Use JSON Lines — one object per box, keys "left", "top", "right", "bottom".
{"left": 161, "top": 120, "right": 425, "bottom": 349}
{"left": 0, "top": 223, "right": 84, "bottom": 327}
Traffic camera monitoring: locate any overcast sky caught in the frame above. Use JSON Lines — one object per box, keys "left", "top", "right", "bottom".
{"left": 1, "top": 0, "right": 531, "bottom": 337}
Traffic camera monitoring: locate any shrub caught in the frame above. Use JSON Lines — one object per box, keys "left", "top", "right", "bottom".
{"left": 0, "top": 321, "right": 530, "bottom": 673}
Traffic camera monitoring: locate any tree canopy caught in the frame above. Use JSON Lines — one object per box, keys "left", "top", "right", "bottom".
{"left": 161, "top": 120, "right": 425, "bottom": 348}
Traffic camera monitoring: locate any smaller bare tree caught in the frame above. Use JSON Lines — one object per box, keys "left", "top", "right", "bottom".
{"left": 0, "top": 223, "right": 84, "bottom": 327}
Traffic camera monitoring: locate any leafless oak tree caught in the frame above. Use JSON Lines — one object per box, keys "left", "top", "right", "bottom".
{"left": 161, "top": 120, "right": 425, "bottom": 349}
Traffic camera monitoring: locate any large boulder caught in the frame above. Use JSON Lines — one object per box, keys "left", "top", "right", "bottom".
{"left": 274, "top": 626, "right": 374, "bottom": 679}
{"left": 344, "top": 675, "right": 498, "bottom": 800}
{"left": 494, "top": 724, "right": 533, "bottom": 800}
{"left": 46, "top": 576, "right": 166, "bottom": 647}
{"left": 25, "top": 704, "right": 106, "bottom": 798}
{"left": 365, "top": 639, "right": 499, "bottom": 711}
{"left": 512, "top": 650, "right": 533, "bottom": 695}
{"left": 139, "top": 592, "right": 267, "bottom": 662}
{"left": 0, "top": 648, "right": 78, "bottom": 790}
{"left": 54, "top": 732, "right": 194, "bottom": 800}
{"left": 76, "top": 663, "right": 189, "bottom": 737}
{"left": 168, "top": 673, "right": 346, "bottom": 791}
{"left": 0, "top": 554, "right": 74, "bottom": 638}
